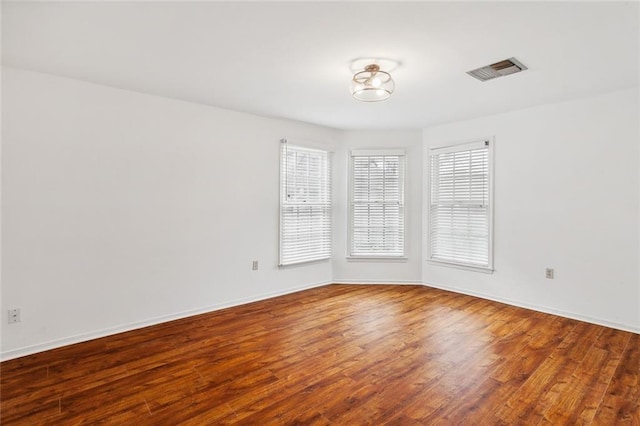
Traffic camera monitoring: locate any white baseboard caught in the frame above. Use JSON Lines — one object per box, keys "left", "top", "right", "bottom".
{"left": 4, "top": 279, "right": 636, "bottom": 361}
{"left": 423, "top": 281, "right": 640, "bottom": 334}
{"left": 332, "top": 279, "right": 423, "bottom": 285}
{"left": 0, "top": 280, "right": 332, "bottom": 362}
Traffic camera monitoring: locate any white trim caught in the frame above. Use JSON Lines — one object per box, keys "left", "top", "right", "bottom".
{"left": 428, "top": 139, "right": 488, "bottom": 155}
{"left": 278, "top": 257, "right": 331, "bottom": 268}
{"left": 350, "top": 148, "right": 406, "bottom": 157}
{"left": 426, "top": 259, "right": 494, "bottom": 274}
{"left": 428, "top": 136, "right": 494, "bottom": 151}
{"left": 5, "top": 279, "right": 635, "bottom": 361}
{"left": 281, "top": 137, "right": 333, "bottom": 153}
{"left": 0, "top": 280, "right": 332, "bottom": 362}
{"left": 422, "top": 281, "right": 640, "bottom": 334}
{"left": 488, "top": 137, "right": 495, "bottom": 271}
{"left": 333, "top": 280, "right": 423, "bottom": 285}
{"left": 346, "top": 256, "right": 408, "bottom": 262}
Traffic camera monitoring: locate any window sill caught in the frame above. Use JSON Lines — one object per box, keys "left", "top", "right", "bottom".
{"left": 347, "top": 256, "right": 408, "bottom": 263}
{"left": 426, "top": 259, "right": 494, "bottom": 274}
{"left": 279, "top": 257, "right": 331, "bottom": 268}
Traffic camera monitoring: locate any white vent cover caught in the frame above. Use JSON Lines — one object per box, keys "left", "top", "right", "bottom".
{"left": 467, "top": 57, "right": 528, "bottom": 82}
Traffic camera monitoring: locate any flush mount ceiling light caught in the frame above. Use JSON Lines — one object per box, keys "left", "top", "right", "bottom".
{"left": 350, "top": 64, "right": 395, "bottom": 102}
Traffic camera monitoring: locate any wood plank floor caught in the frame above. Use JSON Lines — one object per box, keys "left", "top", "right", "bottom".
{"left": 1, "top": 284, "right": 638, "bottom": 425}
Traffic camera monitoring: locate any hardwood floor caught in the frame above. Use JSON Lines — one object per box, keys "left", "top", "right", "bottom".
{"left": 1, "top": 284, "right": 638, "bottom": 425}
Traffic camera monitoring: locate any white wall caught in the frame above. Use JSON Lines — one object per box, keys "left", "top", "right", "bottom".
{"left": 2, "top": 67, "right": 637, "bottom": 361}
{"left": 1, "top": 68, "right": 339, "bottom": 359}
{"left": 423, "top": 88, "right": 640, "bottom": 332}
{"left": 333, "top": 130, "right": 423, "bottom": 284}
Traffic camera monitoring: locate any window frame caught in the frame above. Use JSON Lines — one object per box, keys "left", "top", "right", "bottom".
{"left": 348, "top": 148, "right": 407, "bottom": 260}
{"left": 278, "top": 139, "right": 332, "bottom": 267}
{"left": 427, "top": 138, "right": 494, "bottom": 273}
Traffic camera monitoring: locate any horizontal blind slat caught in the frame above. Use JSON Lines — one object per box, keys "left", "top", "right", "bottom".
{"left": 350, "top": 152, "right": 405, "bottom": 257}
{"left": 280, "top": 143, "right": 332, "bottom": 266}
{"left": 429, "top": 142, "right": 490, "bottom": 267}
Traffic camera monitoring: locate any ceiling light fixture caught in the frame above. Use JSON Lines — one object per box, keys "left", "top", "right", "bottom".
{"left": 350, "top": 64, "right": 395, "bottom": 102}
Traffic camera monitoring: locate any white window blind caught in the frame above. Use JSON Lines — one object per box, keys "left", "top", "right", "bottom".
{"left": 428, "top": 140, "right": 492, "bottom": 269}
{"left": 350, "top": 149, "right": 405, "bottom": 257}
{"left": 279, "top": 141, "right": 332, "bottom": 266}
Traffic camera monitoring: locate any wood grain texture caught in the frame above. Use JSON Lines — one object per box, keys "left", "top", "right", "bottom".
{"left": 1, "top": 284, "right": 638, "bottom": 425}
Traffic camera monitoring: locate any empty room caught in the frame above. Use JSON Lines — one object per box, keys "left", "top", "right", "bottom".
{"left": 1, "top": 1, "right": 638, "bottom": 424}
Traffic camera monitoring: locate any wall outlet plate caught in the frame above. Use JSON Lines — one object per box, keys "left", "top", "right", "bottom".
{"left": 8, "top": 308, "right": 20, "bottom": 324}
{"left": 545, "top": 268, "right": 554, "bottom": 279}
{"left": 252, "top": 260, "right": 259, "bottom": 270}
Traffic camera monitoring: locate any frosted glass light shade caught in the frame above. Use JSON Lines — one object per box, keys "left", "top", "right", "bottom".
{"left": 350, "top": 64, "right": 395, "bottom": 102}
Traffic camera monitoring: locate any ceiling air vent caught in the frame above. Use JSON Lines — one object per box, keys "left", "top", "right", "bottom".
{"left": 467, "top": 57, "right": 528, "bottom": 82}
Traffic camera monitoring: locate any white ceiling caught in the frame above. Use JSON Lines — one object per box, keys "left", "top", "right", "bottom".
{"left": 2, "top": 1, "right": 638, "bottom": 130}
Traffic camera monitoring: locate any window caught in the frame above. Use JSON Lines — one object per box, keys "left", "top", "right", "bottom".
{"left": 349, "top": 149, "right": 405, "bottom": 257}
{"left": 428, "top": 140, "right": 493, "bottom": 270}
{"left": 279, "top": 141, "right": 331, "bottom": 266}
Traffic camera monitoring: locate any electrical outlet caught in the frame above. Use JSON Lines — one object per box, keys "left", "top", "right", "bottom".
{"left": 545, "top": 268, "right": 554, "bottom": 279}
{"left": 252, "top": 260, "right": 259, "bottom": 271}
{"left": 8, "top": 308, "right": 20, "bottom": 324}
